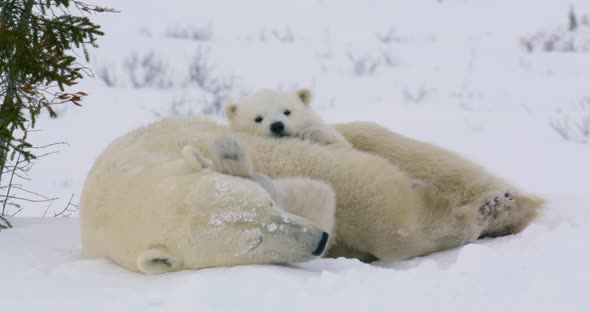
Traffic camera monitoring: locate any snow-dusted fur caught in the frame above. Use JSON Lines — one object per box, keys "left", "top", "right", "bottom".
{"left": 225, "top": 89, "right": 351, "bottom": 147}
{"left": 80, "top": 129, "right": 329, "bottom": 274}
{"left": 204, "top": 136, "right": 336, "bottom": 239}
{"left": 81, "top": 116, "right": 543, "bottom": 268}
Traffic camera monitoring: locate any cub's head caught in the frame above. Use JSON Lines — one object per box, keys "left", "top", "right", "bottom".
{"left": 224, "top": 89, "right": 323, "bottom": 138}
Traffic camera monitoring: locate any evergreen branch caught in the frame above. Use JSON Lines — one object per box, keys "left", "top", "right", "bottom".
{"left": 1, "top": 0, "right": 115, "bottom": 218}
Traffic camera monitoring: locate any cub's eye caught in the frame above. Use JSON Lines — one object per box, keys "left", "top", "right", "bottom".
{"left": 283, "top": 110, "right": 291, "bottom": 116}
{"left": 254, "top": 116, "right": 263, "bottom": 123}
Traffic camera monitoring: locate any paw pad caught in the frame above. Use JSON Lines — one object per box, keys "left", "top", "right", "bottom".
{"left": 477, "top": 191, "right": 515, "bottom": 224}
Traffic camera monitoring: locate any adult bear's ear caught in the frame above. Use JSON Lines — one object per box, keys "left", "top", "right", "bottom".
{"left": 296, "top": 89, "right": 311, "bottom": 107}
{"left": 224, "top": 104, "right": 238, "bottom": 119}
{"left": 137, "top": 245, "right": 182, "bottom": 275}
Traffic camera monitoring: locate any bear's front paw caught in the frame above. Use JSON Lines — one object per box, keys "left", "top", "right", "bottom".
{"left": 209, "top": 136, "right": 254, "bottom": 178}
{"left": 295, "top": 125, "right": 351, "bottom": 147}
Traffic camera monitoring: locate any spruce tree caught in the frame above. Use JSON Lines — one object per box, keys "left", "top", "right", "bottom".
{"left": 0, "top": 0, "right": 115, "bottom": 228}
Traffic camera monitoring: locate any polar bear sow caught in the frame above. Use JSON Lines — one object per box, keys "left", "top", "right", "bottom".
{"left": 80, "top": 134, "right": 330, "bottom": 274}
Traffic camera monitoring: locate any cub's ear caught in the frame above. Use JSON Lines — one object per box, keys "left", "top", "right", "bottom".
{"left": 296, "top": 89, "right": 311, "bottom": 107}
{"left": 224, "top": 104, "right": 238, "bottom": 119}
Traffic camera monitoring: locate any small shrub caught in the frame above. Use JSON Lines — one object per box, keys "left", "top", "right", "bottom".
{"left": 259, "top": 26, "right": 295, "bottom": 42}
{"left": 347, "top": 53, "right": 381, "bottom": 76}
{"left": 165, "top": 24, "right": 213, "bottom": 41}
{"left": 521, "top": 8, "right": 590, "bottom": 53}
{"left": 123, "top": 52, "right": 173, "bottom": 89}
{"left": 188, "top": 48, "right": 237, "bottom": 115}
{"left": 550, "top": 97, "right": 590, "bottom": 144}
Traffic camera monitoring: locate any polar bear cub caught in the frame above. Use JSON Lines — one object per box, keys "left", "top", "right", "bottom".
{"left": 225, "top": 89, "right": 351, "bottom": 147}
{"left": 204, "top": 136, "right": 337, "bottom": 241}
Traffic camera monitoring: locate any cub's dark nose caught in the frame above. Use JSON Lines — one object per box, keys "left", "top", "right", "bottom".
{"left": 270, "top": 121, "right": 285, "bottom": 135}
{"left": 312, "top": 231, "right": 329, "bottom": 256}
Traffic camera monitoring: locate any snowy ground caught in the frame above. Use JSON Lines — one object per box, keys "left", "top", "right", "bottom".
{"left": 2, "top": 197, "right": 589, "bottom": 311}
{"left": 2, "top": 0, "right": 590, "bottom": 311}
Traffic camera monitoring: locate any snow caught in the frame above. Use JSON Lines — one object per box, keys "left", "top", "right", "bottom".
{"left": 2, "top": 199, "right": 590, "bottom": 312}
{"left": 2, "top": 0, "right": 590, "bottom": 310}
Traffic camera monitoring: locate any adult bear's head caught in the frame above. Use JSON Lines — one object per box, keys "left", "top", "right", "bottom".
{"left": 135, "top": 146, "right": 328, "bottom": 274}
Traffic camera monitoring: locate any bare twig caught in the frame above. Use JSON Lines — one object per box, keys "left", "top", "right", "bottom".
{"left": 2, "top": 195, "right": 59, "bottom": 203}
{"left": 0, "top": 134, "right": 65, "bottom": 216}
{"left": 72, "top": 1, "right": 120, "bottom": 13}
{"left": 53, "top": 193, "right": 78, "bottom": 217}
{"left": 9, "top": 206, "right": 23, "bottom": 217}
{"left": 27, "top": 142, "right": 68, "bottom": 150}
{"left": 10, "top": 186, "right": 55, "bottom": 200}
{"left": 42, "top": 199, "right": 55, "bottom": 217}
{"left": 2, "top": 147, "right": 23, "bottom": 216}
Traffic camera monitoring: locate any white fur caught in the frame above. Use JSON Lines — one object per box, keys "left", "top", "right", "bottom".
{"left": 274, "top": 177, "right": 336, "bottom": 238}
{"left": 206, "top": 136, "right": 336, "bottom": 240}
{"left": 81, "top": 117, "right": 543, "bottom": 271}
{"left": 80, "top": 130, "right": 328, "bottom": 274}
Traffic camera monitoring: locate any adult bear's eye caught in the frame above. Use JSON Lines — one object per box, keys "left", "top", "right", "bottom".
{"left": 283, "top": 110, "right": 291, "bottom": 116}
{"left": 254, "top": 116, "right": 263, "bottom": 123}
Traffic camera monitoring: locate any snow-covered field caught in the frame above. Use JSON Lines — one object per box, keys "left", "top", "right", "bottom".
{"left": 2, "top": 0, "right": 590, "bottom": 311}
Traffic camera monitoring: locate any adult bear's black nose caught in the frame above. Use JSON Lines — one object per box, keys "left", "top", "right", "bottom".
{"left": 270, "top": 121, "right": 285, "bottom": 135}
{"left": 312, "top": 231, "right": 329, "bottom": 256}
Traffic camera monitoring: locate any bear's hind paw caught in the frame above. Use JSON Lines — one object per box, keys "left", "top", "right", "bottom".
{"left": 477, "top": 191, "right": 515, "bottom": 225}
